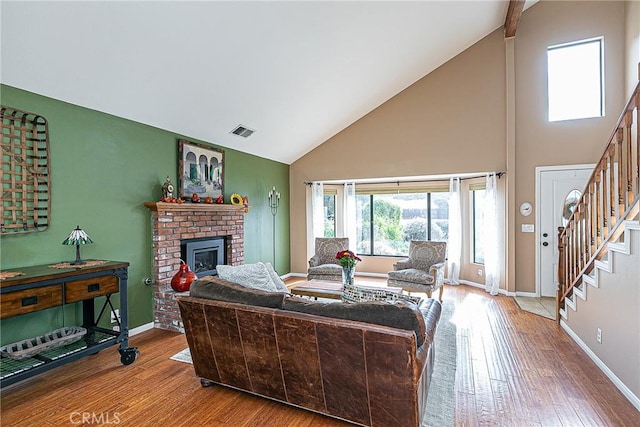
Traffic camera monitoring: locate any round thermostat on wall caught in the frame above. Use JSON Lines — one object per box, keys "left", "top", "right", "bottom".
{"left": 519, "top": 202, "right": 533, "bottom": 216}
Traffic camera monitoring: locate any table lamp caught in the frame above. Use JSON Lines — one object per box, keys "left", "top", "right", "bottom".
{"left": 62, "top": 225, "right": 93, "bottom": 265}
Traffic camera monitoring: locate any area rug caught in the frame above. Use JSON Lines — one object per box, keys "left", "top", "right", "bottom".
{"left": 514, "top": 296, "right": 555, "bottom": 320}
{"left": 170, "top": 300, "right": 456, "bottom": 426}
{"left": 422, "top": 300, "right": 456, "bottom": 427}
{"left": 170, "top": 347, "right": 192, "bottom": 364}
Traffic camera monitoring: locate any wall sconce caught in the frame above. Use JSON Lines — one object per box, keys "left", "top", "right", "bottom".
{"left": 62, "top": 225, "right": 93, "bottom": 265}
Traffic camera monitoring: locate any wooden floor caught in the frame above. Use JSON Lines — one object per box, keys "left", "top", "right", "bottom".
{"left": 1, "top": 283, "right": 638, "bottom": 426}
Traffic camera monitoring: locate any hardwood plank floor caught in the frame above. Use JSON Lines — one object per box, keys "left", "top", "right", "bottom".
{"left": 1, "top": 283, "right": 638, "bottom": 426}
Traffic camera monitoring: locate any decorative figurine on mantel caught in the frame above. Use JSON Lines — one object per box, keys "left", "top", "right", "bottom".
{"left": 161, "top": 177, "right": 174, "bottom": 201}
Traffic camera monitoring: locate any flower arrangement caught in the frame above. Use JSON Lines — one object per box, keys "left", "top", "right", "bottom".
{"left": 336, "top": 250, "right": 362, "bottom": 268}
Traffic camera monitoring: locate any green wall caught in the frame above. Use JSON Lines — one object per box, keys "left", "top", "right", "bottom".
{"left": 0, "top": 85, "right": 290, "bottom": 344}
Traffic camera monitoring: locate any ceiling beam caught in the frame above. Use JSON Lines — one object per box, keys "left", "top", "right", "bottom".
{"left": 504, "top": 0, "right": 525, "bottom": 38}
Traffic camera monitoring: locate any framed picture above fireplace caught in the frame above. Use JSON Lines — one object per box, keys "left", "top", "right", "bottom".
{"left": 178, "top": 139, "right": 224, "bottom": 200}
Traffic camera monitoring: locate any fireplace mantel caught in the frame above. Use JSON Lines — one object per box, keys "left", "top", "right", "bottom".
{"left": 144, "top": 201, "right": 245, "bottom": 212}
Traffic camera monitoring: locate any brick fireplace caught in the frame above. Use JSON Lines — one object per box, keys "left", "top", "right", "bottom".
{"left": 144, "top": 202, "right": 245, "bottom": 332}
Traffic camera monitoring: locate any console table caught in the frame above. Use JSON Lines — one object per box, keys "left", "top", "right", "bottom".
{"left": 0, "top": 260, "right": 138, "bottom": 387}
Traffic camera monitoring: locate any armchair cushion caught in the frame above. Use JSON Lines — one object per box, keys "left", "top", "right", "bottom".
{"left": 387, "top": 268, "right": 436, "bottom": 286}
{"left": 308, "top": 237, "right": 349, "bottom": 267}
{"left": 395, "top": 241, "right": 446, "bottom": 271}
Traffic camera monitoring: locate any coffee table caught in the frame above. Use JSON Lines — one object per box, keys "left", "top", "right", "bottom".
{"left": 288, "top": 280, "right": 343, "bottom": 299}
{"left": 289, "top": 280, "right": 397, "bottom": 300}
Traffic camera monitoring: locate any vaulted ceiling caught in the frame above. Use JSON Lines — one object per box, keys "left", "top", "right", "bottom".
{"left": 1, "top": 1, "right": 534, "bottom": 164}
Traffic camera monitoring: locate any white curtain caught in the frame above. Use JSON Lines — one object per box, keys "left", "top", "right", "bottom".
{"left": 311, "top": 182, "right": 324, "bottom": 239}
{"left": 344, "top": 182, "right": 357, "bottom": 251}
{"left": 484, "top": 173, "right": 500, "bottom": 296}
{"left": 447, "top": 177, "right": 461, "bottom": 284}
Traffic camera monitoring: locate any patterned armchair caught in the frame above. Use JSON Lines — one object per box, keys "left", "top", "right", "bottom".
{"left": 307, "top": 238, "right": 349, "bottom": 282}
{"left": 387, "top": 241, "right": 447, "bottom": 301}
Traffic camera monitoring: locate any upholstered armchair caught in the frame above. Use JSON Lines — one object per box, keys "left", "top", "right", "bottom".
{"left": 307, "top": 237, "right": 349, "bottom": 281}
{"left": 387, "top": 241, "right": 447, "bottom": 301}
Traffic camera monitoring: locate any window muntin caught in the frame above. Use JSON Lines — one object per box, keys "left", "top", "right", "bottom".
{"left": 547, "top": 37, "right": 604, "bottom": 122}
{"left": 356, "top": 192, "right": 449, "bottom": 256}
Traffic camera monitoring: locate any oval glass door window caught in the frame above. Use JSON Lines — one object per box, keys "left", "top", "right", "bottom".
{"left": 562, "top": 189, "right": 582, "bottom": 226}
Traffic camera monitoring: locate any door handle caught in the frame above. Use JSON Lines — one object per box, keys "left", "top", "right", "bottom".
{"left": 542, "top": 242, "right": 549, "bottom": 247}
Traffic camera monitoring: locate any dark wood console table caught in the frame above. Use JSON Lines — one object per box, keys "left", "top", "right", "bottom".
{"left": 0, "top": 260, "right": 138, "bottom": 387}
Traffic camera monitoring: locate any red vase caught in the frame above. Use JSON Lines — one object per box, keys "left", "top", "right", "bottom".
{"left": 171, "top": 262, "right": 197, "bottom": 292}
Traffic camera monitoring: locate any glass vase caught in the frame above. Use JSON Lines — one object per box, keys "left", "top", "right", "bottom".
{"left": 342, "top": 266, "right": 355, "bottom": 286}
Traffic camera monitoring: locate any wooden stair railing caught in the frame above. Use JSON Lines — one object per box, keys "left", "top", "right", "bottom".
{"left": 557, "top": 82, "right": 640, "bottom": 321}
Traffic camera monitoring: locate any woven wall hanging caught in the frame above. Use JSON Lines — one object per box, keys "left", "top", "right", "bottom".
{"left": 1, "top": 105, "right": 51, "bottom": 234}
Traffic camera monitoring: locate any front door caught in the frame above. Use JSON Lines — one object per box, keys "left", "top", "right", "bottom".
{"left": 537, "top": 165, "right": 594, "bottom": 297}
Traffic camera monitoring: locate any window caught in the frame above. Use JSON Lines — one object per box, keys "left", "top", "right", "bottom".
{"left": 356, "top": 191, "right": 449, "bottom": 256}
{"left": 547, "top": 37, "right": 604, "bottom": 122}
{"left": 323, "top": 194, "right": 336, "bottom": 237}
{"left": 472, "top": 190, "right": 486, "bottom": 264}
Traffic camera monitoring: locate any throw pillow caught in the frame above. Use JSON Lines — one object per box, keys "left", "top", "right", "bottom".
{"left": 216, "top": 262, "right": 280, "bottom": 292}
{"left": 342, "top": 283, "right": 405, "bottom": 303}
{"left": 264, "top": 262, "right": 289, "bottom": 293}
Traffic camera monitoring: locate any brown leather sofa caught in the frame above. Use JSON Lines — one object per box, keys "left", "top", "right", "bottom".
{"left": 178, "top": 276, "right": 442, "bottom": 427}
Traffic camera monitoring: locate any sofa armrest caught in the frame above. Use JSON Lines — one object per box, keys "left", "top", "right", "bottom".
{"left": 393, "top": 258, "right": 412, "bottom": 270}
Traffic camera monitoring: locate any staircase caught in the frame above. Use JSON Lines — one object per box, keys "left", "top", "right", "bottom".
{"left": 557, "top": 82, "right": 640, "bottom": 319}
{"left": 555, "top": 83, "right": 640, "bottom": 410}
{"left": 559, "top": 219, "right": 640, "bottom": 319}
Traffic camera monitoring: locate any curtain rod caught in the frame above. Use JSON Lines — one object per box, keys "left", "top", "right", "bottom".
{"left": 304, "top": 171, "right": 505, "bottom": 186}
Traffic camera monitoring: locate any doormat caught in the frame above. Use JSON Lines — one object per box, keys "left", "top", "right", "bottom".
{"left": 514, "top": 296, "right": 555, "bottom": 320}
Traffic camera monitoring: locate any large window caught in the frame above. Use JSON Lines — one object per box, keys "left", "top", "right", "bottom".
{"left": 547, "top": 37, "right": 604, "bottom": 122}
{"left": 323, "top": 194, "right": 335, "bottom": 237}
{"left": 472, "top": 189, "right": 486, "bottom": 264}
{"left": 355, "top": 191, "right": 449, "bottom": 256}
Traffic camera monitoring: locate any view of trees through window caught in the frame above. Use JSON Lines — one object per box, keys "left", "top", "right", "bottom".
{"left": 355, "top": 192, "right": 449, "bottom": 256}
{"left": 323, "top": 194, "right": 335, "bottom": 237}
{"left": 473, "top": 190, "right": 486, "bottom": 264}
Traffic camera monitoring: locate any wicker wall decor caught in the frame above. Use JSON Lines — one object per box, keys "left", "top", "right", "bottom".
{"left": 1, "top": 105, "right": 51, "bottom": 234}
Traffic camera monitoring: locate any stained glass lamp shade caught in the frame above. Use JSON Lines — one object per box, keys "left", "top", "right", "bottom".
{"left": 62, "top": 225, "right": 93, "bottom": 265}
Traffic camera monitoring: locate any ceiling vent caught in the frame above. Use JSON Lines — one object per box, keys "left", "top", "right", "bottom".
{"left": 230, "top": 125, "right": 255, "bottom": 138}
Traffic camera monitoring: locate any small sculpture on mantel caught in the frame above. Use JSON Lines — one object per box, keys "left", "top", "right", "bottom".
{"left": 161, "top": 177, "right": 174, "bottom": 201}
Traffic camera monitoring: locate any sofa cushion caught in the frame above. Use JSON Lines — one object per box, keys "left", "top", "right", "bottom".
{"left": 283, "top": 297, "right": 427, "bottom": 347}
{"left": 217, "top": 262, "right": 280, "bottom": 292}
{"left": 190, "top": 276, "right": 285, "bottom": 308}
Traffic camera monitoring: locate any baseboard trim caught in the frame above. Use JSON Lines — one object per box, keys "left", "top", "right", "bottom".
{"left": 130, "top": 322, "right": 154, "bottom": 337}
{"left": 514, "top": 291, "right": 538, "bottom": 298}
{"left": 355, "top": 272, "right": 388, "bottom": 278}
{"left": 560, "top": 320, "right": 640, "bottom": 412}
{"left": 459, "top": 280, "right": 516, "bottom": 296}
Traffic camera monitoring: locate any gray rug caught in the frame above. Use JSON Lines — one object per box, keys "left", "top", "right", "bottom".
{"left": 422, "top": 300, "right": 456, "bottom": 427}
{"left": 171, "top": 300, "right": 457, "bottom": 426}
